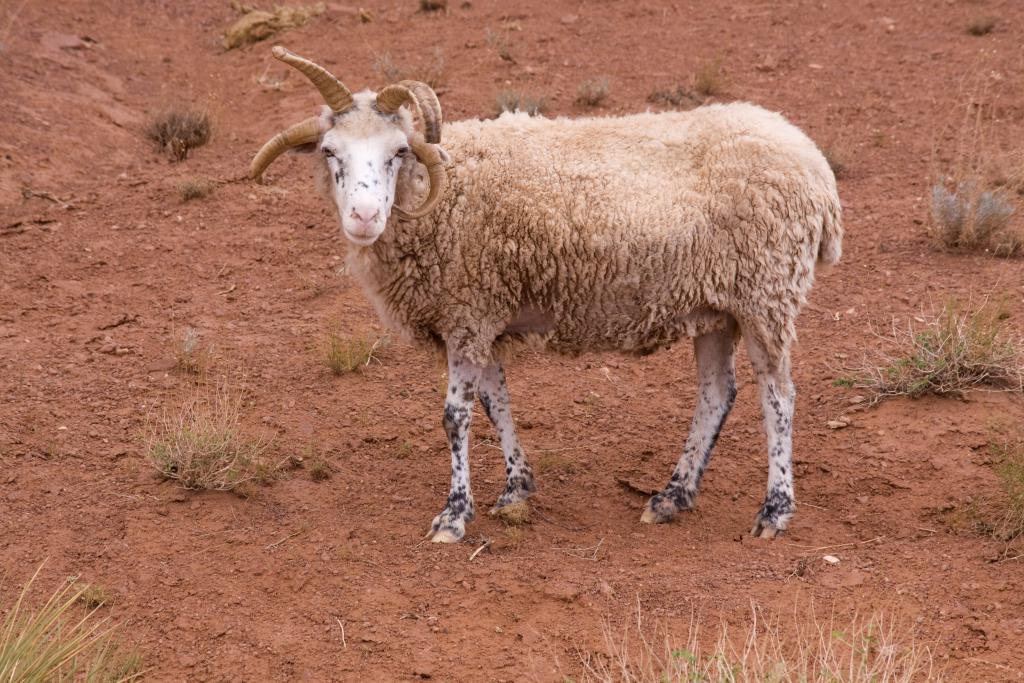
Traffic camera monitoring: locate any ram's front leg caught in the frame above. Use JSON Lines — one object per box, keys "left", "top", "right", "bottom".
{"left": 426, "top": 348, "right": 483, "bottom": 543}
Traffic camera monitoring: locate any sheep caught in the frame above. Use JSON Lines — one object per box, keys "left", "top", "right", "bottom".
{"left": 251, "top": 46, "right": 843, "bottom": 543}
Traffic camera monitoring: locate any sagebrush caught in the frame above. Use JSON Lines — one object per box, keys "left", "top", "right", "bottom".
{"left": 145, "top": 108, "right": 211, "bottom": 162}
{"left": 494, "top": 90, "right": 547, "bottom": 117}
{"left": 577, "top": 600, "right": 936, "bottom": 683}
{"left": 853, "top": 299, "right": 1022, "bottom": 402}
{"left": 148, "top": 387, "right": 276, "bottom": 492}
{"left": 323, "top": 332, "right": 388, "bottom": 375}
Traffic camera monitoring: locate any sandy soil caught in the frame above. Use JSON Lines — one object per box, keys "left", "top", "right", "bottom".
{"left": 2, "top": 0, "right": 1024, "bottom": 680}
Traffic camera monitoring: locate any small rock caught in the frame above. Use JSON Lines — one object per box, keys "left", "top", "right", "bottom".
{"left": 560, "top": 13, "right": 578, "bottom": 24}
{"left": 826, "top": 420, "right": 848, "bottom": 430}
{"left": 823, "top": 555, "right": 840, "bottom": 565}
{"left": 849, "top": 395, "right": 866, "bottom": 405}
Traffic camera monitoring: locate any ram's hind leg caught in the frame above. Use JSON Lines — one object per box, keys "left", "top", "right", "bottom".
{"left": 478, "top": 362, "right": 536, "bottom": 511}
{"left": 642, "top": 320, "right": 738, "bottom": 524}
{"left": 427, "top": 348, "right": 483, "bottom": 543}
{"left": 747, "top": 335, "right": 796, "bottom": 539}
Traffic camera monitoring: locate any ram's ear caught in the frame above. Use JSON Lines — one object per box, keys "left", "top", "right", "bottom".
{"left": 436, "top": 146, "right": 451, "bottom": 165}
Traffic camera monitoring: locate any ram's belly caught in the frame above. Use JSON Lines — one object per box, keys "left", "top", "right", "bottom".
{"left": 501, "top": 303, "right": 729, "bottom": 356}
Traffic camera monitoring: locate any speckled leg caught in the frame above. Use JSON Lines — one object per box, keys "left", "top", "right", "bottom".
{"left": 427, "top": 348, "right": 482, "bottom": 543}
{"left": 643, "top": 322, "right": 738, "bottom": 524}
{"left": 747, "top": 336, "right": 796, "bottom": 539}
{"left": 478, "top": 362, "right": 536, "bottom": 512}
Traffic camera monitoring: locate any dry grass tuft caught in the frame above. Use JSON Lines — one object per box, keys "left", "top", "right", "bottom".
{"left": 78, "top": 585, "right": 113, "bottom": 610}
{"left": 988, "top": 427, "right": 1024, "bottom": 543}
{"left": 693, "top": 57, "right": 729, "bottom": 97}
{"left": 373, "top": 48, "right": 446, "bottom": 89}
{"left": 324, "top": 332, "right": 389, "bottom": 375}
{"left": 577, "top": 599, "right": 935, "bottom": 683}
{"left": 576, "top": 77, "right": 611, "bottom": 108}
{"left": 222, "top": 2, "right": 325, "bottom": 50}
{"left": 647, "top": 85, "right": 703, "bottom": 110}
{"left": 491, "top": 501, "right": 531, "bottom": 526}
{"left": 494, "top": 90, "right": 547, "bottom": 117}
{"left": 1, "top": 565, "right": 144, "bottom": 682}
{"left": 174, "top": 326, "right": 213, "bottom": 376}
{"left": 928, "top": 84, "right": 1023, "bottom": 256}
{"left": 145, "top": 108, "right": 211, "bottom": 162}
{"left": 148, "top": 387, "right": 276, "bottom": 493}
{"left": 967, "top": 16, "right": 997, "bottom": 36}
{"left": 854, "top": 299, "right": 1022, "bottom": 403}
{"left": 178, "top": 177, "right": 213, "bottom": 201}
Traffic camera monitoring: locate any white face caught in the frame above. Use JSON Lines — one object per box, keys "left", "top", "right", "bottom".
{"left": 320, "top": 127, "right": 411, "bottom": 246}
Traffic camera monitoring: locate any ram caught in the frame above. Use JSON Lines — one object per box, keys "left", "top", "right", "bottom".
{"left": 252, "top": 47, "right": 842, "bottom": 543}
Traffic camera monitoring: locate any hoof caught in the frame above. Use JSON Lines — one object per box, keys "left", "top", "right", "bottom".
{"left": 641, "top": 493, "right": 680, "bottom": 524}
{"left": 750, "top": 509, "right": 792, "bottom": 539}
{"left": 429, "top": 527, "right": 463, "bottom": 544}
{"left": 426, "top": 507, "right": 469, "bottom": 543}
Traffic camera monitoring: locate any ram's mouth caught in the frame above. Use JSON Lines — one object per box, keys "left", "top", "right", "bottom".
{"left": 342, "top": 228, "right": 379, "bottom": 247}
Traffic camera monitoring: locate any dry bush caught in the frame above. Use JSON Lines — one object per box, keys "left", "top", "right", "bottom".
{"left": 647, "top": 85, "right": 702, "bottom": 110}
{"left": 693, "top": 57, "right": 728, "bottom": 97}
{"left": 853, "top": 299, "right": 1022, "bottom": 403}
{"left": 928, "top": 85, "right": 1023, "bottom": 256}
{"left": 373, "top": 48, "right": 446, "bottom": 88}
{"left": 420, "top": 0, "right": 446, "bottom": 11}
{"left": 576, "top": 77, "right": 611, "bottom": 108}
{"left": 148, "top": 388, "right": 276, "bottom": 493}
{"left": 485, "top": 27, "right": 515, "bottom": 63}
{"left": 323, "top": 332, "right": 388, "bottom": 375}
{"left": 174, "top": 326, "right": 213, "bottom": 376}
{"left": 967, "top": 16, "right": 997, "bottom": 36}
{"left": 988, "top": 427, "right": 1024, "bottom": 543}
{"left": 0, "top": 565, "right": 143, "bottom": 682}
{"left": 494, "top": 90, "right": 547, "bottom": 117}
{"left": 222, "top": 2, "right": 325, "bottom": 50}
{"left": 78, "top": 585, "right": 113, "bottom": 609}
{"left": 577, "top": 600, "right": 935, "bottom": 683}
{"left": 145, "top": 108, "right": 211, "bottom": 162}
{"left": 178, "top": 176, "right": 213, "bottom": 201}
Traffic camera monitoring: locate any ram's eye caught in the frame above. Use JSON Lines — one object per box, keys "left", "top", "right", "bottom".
{"left": 322, "top": 147, "right": 336, "bottom": 158}
{"left": 395, "top": 146, "right": 410, "bottom": 158}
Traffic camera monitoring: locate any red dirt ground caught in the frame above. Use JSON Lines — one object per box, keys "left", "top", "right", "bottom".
{"left": 3, "top": 0, "right": 1024, "bottom": 680}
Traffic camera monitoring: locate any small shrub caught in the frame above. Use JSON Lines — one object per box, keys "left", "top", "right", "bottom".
{"left": 78, "top": 585, "right": 113, "bottom": 609}
{"left": 575, "top": 76, "right": 610, "bottom": 108}
{"left": 578, "top": 603, "right": 933, "bottom": 683}
{"left": 967, "top": 16, "right": 997, "bottom": 36}
{"left": 494, "top": 90, "right": 547, "bottom": 117}
{"left": 989, "top": 430, "right": 1024, "bottom": 542}
{"left": 420, "top": 0, "right": 446, "bottom": 10}
{"left": 484, "top": 27, "right": 515, "bottom": 63}
{"left": 930, "top": 181, "right": 1019, "bottom": 255}
{"left": 145, "top": 108, "right": 211, "bottom": 162}
{"left": 178, "top": 177, "right": 213, "bottom": 201}
{"left": 174, "top": 326, "right": 212, "bottom": 376}
{"left": 647, "top": 85, "right": 703, "bottom": 110}
{"left": 0, "top": 565, "right": 143, "bottom": 682}
{"left": 373, "top": 48, "right": 446, "bottom": 88}
{"left": 693, "top": 57, "right": 728, "bottom": 97}
{"left": 324, "top": 332, "right": 388, "bottom": 375}
{"left": 148, "top": 388, "right": 276, "bottom": 492}
{"left": 856, "top": 299, "right": 1022, "bottom": 402}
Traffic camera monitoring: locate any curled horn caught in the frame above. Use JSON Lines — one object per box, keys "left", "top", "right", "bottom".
{"left": 375, "top": 80, "right": 443, "bottom": 144}
{"left": 272, "top": 45, "right": 354, "bottom": 113}
{"left": 390, "top": 135, "right": 447, "bottom": 220}
{"left": 250, "top": 116, "right": 324, "bottom": 181}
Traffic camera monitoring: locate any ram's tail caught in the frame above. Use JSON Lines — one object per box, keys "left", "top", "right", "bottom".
{"left": 817, "top": 193, "right": 843, "bottom": 265}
